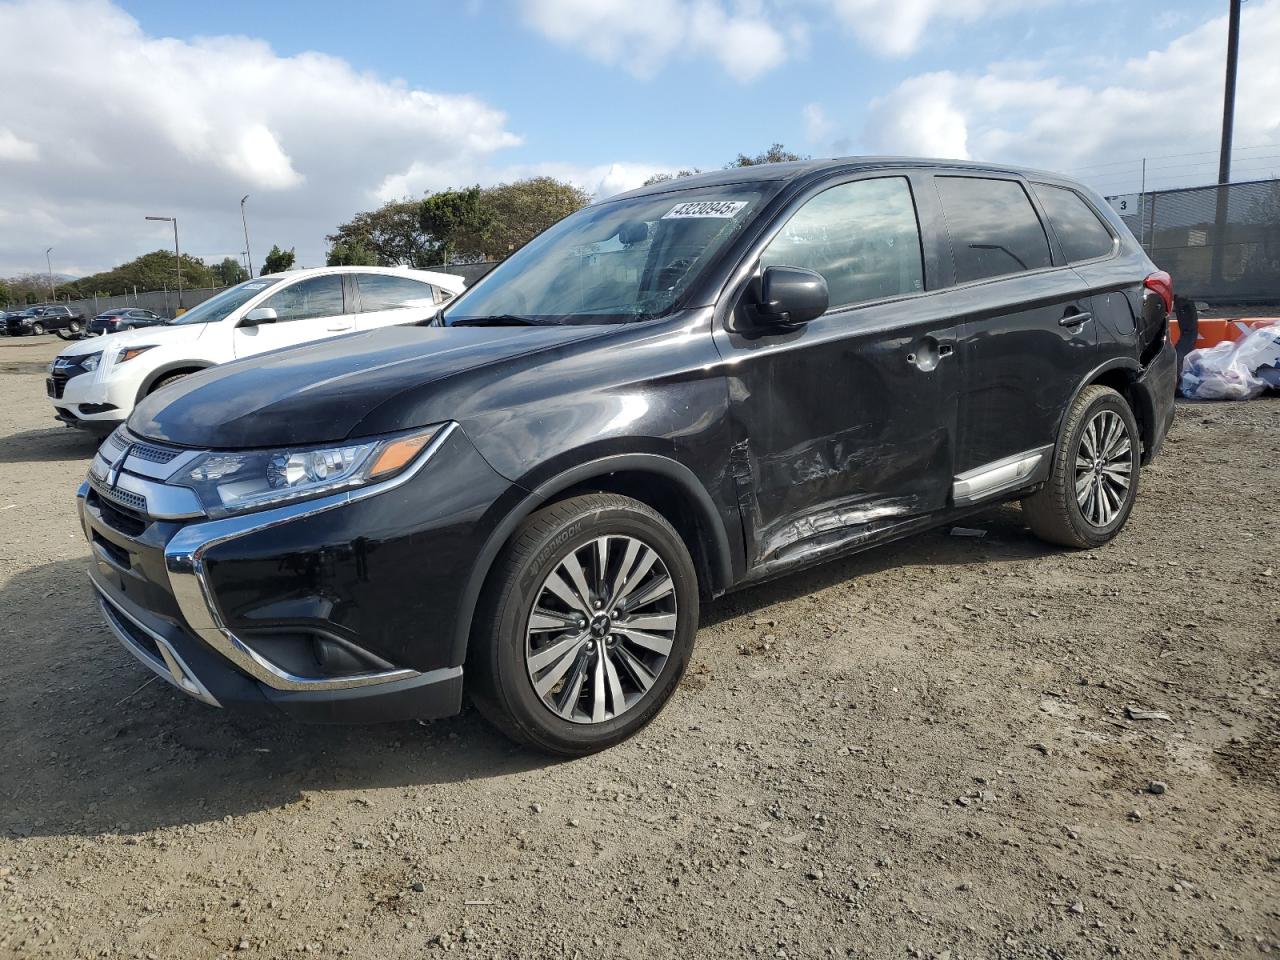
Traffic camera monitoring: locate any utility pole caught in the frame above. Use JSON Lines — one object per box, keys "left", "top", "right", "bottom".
{"left": 240, "top": 196, "right": 254, "bottom": 278}
{"left": 145, "top": 215, "right": 183, "bottom": 309}
{"left": 1218, "top": 0, "right": 1242, "bottom": 185}
{"left": 45, "top": 247, "right": 54, "bottom": 301}
{"left": 1211, "top": 0, "right": 1242, "bottom": 288}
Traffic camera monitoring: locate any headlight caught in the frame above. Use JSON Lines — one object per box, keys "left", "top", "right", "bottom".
{"left": 116, "top": 345, "right": 156, "bottom": 364}
{"left": 171, "top": 424, "right": 446, "bottom": 517}
{"left": 80, "top": 352, "right": 102, "bottom": 372}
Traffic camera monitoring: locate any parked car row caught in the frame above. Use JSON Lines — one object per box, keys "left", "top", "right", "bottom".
{"left": 69, "top": 158, "right": 1177, "bottom": 756}
{"left": 3, "top": 304, "right": 85, "bottom": 336}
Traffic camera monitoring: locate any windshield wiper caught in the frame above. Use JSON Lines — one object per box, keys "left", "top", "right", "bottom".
{"left": 448, "top": 314, "right": 546, "bottom": 327}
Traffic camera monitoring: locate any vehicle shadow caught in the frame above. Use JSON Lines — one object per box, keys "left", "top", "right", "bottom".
{"left": 0, "top": 556, "right": 554, "bottom": 841}
{"left": 2, "top": 509, "right": 1054, "bottom": 840}
{"left": 0, "top": 426, "right": 102, "bottom": 464}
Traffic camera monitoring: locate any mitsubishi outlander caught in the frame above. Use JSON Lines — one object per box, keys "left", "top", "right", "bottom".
{"left": 79, "top": 158, "right": 1176, "bottom": 755}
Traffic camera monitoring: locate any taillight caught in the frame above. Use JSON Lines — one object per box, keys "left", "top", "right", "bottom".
{"left": 1143, "top": 271, "right": 1173, "bottom": 315}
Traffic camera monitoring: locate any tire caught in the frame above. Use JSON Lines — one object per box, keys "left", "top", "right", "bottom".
{"left": 30, "top": 322, "right": 44, "bottom": 336}
{"left": 1023, "top": 385, "right": 1141, "bottom": 549}
{"left": 149, "top": 372, "right": 190, "bottom": 394}
{"left": 67, "top": 320, "right": 81, "bottom": 333}
{"left": 468, "top": 492, "right": 700, "bottom": 755}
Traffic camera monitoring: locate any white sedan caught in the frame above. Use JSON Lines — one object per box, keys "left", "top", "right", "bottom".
{"left": 47, "top": 265, "right": 465, "bottom": 435}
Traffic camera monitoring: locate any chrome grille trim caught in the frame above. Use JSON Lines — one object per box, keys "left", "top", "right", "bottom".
{"left": 129, "top": 442, "right": 179, "bottom": 465}
{"left": 89, "top": 475, "right": 147, "bottom": 514}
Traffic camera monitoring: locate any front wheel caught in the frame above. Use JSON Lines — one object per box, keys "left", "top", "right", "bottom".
{"left": 67, "top": 320, "right": 81, "bottom": 333}
{"left": 30, "top": 322, "right": 44, "bottom": 336}
{"left": 1023, "top": 385, "right": 1140, "bottom": 548}
{"left": 469, "top": 493, "right": 699, "bottom": 755}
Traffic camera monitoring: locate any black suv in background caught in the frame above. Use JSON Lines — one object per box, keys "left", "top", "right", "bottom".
{"left": 6, "top": 305, "right": 85, "bottom": 336}
{"left": 80, "top": 158, "right": 1175, "bottom": 754}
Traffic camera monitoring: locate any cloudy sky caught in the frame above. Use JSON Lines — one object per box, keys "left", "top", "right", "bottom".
{"left": 1, "top": 0, "right": 1277, "bottom": 278}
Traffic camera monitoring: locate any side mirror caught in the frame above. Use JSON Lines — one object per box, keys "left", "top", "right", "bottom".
{"left": 748, "top": 266, "right": 828, "bottom": 331}
{"left": 240, "top": 307, "right": 278, "bottom": 327}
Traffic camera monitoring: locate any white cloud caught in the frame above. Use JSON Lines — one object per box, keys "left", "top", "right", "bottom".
{"left": 0, "top": 127, "right": 39, "bottom": 162}
{"left": 518, "top": 0, "right": 788, "bottom": 82}
{"left": 825, "top": 0, "right": 1049, "bottom": 57}
{"left": 864, "top": 0, "right": 1280, "bottom": 192}
{"left": 378, "top": 159, "right": 676, "bottom": 205}
{"left": 0, "top": 0, "right": 523, "bottom": 275}
{"left": 802, "top": 103, "right": 832, "bottom": 144}
{"left": 519, "top": 0, "right": 1058, "bottom": 75}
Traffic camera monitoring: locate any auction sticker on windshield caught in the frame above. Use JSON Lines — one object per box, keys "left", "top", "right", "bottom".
{"left": 662, "top": 200, "right": 748, "bottom": 219}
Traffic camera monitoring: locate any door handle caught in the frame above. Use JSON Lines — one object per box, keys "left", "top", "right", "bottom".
{"left": 1059, "top": 311, "right": 1092, "bottom": 327}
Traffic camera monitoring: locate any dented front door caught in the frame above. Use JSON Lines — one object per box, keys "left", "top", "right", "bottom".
{"left": 718, "top": 298, "right": 960, "bottom": 571}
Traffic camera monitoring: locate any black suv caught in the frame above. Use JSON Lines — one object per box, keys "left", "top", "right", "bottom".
{"left": 6, "top": 304, "right": 85, "bottom": 336}
{"left": 79, "top": 158, "right": 1175, "bottom": 754}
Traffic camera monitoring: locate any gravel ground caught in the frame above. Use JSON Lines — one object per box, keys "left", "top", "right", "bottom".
{"left": 1, "top": 334, "right": 1277, "bottom": 960}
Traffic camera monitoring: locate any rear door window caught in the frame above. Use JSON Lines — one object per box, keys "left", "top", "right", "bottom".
{"left": 1031, "top": 183, "right": 1117, "bottom": 263}
{"left": 356, "top": 274, "right": 438, "bottom": 312}
{"left": 936, "top": 177, "right": 1053, "bottom": 284}
{"left": 760, "top": 177, "right": 924, "bottom": 309}
{"left": 261, "top": 275, "right": 345, "bottom": 322}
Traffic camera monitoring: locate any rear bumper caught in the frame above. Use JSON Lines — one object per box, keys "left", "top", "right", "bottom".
{"left": 1136, "top": 334, "right": 1177, "bottom": 465}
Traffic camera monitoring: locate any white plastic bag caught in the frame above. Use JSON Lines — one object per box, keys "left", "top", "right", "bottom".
{"left": 1180, "top": 322, "right": 1280, "bottom": 400}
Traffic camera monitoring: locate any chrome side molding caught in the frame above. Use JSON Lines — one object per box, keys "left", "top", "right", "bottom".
{"left": 952, "top": 445, "right": 1053, "bottom": 506}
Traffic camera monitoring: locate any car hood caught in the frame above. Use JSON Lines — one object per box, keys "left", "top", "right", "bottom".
{"left": 58, "top": 322, "right": 207, "bottom": 356}
{"left": 129, "top": 324, "right": 611, "bottom": 449}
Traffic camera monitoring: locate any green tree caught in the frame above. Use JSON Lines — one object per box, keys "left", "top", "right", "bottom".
{"left": 418, "top": 186, "right": 494, "bottom": 265}
{"left": 729, "top": 143, "right": 805, "bottom": 167}
{"left": 261, "top": 245, "right": 296, "bottom": 275}
{"left": 326, "top": 239, "right": 378, "bottom": 266}
{"left": 61, "top": 251, "right": 214, "bottom": 298}
{"left": 0, "top": 280, "right": 10, "bottom": 306}
{"left": 214, "top": 257, "right": 248, "bottom": 285}
{"left": 478, "top": 177, "right": 591, "bottom": 259}
{"left": 642, "top": 169, "right": 700, "bottom": 186}
{"left": 326, "top": 199, "right": 436, "bottom": 267}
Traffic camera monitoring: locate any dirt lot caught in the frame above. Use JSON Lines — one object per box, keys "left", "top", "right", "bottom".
{"left": 1, "top": 334, "right": 1277, "bottom": 960}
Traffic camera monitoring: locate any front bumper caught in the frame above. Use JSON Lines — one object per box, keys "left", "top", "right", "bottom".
{"left": 50, "top": 365, "right": 136, "bottom": 427}
{"left": 77, "top": 423, "right": 511, "bottom": 723}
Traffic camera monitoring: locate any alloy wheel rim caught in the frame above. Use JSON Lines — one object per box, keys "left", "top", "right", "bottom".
{"left": 525, "top": 535, "right": 677, "bottom": 725}
{"left": 1074, "top": 409, "right": 1133, "bottom": 527}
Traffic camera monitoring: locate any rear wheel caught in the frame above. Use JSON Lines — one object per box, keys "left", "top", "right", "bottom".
{"left": 1023, "top": 385, "right": 1140, "bottom": 548}
{"left": 469, "top": 493, "right": 699, "bottom": 755}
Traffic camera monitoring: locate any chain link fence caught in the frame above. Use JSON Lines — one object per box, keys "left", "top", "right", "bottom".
{"left": 1109, "top": 178, "right": 1280, "bottom": 304}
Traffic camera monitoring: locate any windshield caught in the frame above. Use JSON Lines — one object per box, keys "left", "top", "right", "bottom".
{"left": 167, "top": 277, "right": 282, "bottom": 326}
{"left": 445, "top": 185, "right": 765, "bottom": 325}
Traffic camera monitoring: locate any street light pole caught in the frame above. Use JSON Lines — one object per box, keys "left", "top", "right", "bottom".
{"left": 145, "top": 215, "right": 183, "bottom": 309}
{"left": 45, "top": 247, "right": 54, "bottom": 301}
{"left": 240, "top": 196, "right": 254, "bottom": 278}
